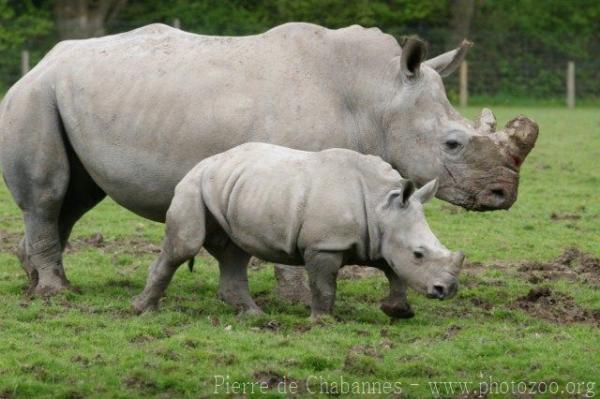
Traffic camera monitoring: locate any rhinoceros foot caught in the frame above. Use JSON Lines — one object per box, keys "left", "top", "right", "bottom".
{"left": 31, "top": 271, "right": 71, "bottom": 298}
{"left": 237, "top": 306, "right": 266, "bottom": 318}
{"left": 131, "top": 294, "right": 160, "bottom": 315}
{"left": 380, "top": 298, "right": 415, "bottom": 319}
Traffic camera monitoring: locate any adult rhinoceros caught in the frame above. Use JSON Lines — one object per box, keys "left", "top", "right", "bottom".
{"left": 0, "top": 23, "right": 538, "bottom": 315}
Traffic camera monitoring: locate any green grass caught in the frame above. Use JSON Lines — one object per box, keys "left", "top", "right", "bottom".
{"left": 0, "top": 107, "right": 599, "bottom": 398}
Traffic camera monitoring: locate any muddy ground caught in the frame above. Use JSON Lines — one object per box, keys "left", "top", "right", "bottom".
{"left": 2, "top": 230, "right": 598, "bottom": 326}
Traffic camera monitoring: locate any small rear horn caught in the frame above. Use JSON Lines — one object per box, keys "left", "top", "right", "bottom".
{"left": 474, "top": 108, "right": 497, "bottom": 134}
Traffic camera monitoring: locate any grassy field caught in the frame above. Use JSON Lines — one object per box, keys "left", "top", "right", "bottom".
{"left": 0, "top": 107, "right": 599, "bottom": 398}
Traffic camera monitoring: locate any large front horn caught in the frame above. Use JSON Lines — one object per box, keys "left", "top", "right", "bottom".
{"left": 491, "top": 116, "right": 539, "bottom": 168}
{"left": 505, "top": 116, "right": 539, "bottom": 165}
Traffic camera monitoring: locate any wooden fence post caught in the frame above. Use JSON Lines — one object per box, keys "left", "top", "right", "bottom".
{"left": 566, "top": 61, "right": 575, "bottom": 108}
{"left": 21, "top": 50, "right": 30, "bottom": 76}
{"left": 173, "top": 18, "right": 181, "bottom": 30}
{"left": 459, "top": 61, "right": 468, "bottom": 107}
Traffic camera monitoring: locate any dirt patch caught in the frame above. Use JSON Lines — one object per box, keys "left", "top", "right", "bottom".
{"left": 440, "top": 203, "right": 464, "bottom": 214}
{"left": 512, "top": 287, "right": 600, "bottom": 326}
{"left": 248, "top": 257, "right": 266, "bottom": 269}
{"left": 67, "top": 234, "right": 161, "bottom": 256}
{"left": 550, "top": 212, "right": 581, "bottom": 221}
{"left": 338, "top": 265, "right": 383, "bottom": 280}
{"left": 518, "top": 247, "right": 600, "bottom": 288}
{"left": 70, "top": 355, "right": 92, "bottom": 368}
{"left": 0, "top": 228, "right": 164, "bottom": 258}
{"left": 441, "top": 324, "right": 462, "bottom": 340}
{"left": 0, "top": 229, "right": 21, "bottom": 254}
{"left": 253, "top": 370, "right": 285, "bottom": 389}
{"left": 249, "top": 319, "right": 280, "bottom": 332}
{"left": 292, "top": 322, "right": 313, "bottom": 333}
{"left": 253, "top": 371, "right": 307, "bottom": 394}
{"left": 347, "top": 344, "right": 382, "bottom": 359}
{"left": 343, "top": 345, "right": 381, "bottom": 375}
{"left": 122, "top": 375, "right": 158, "bottom": 392}
{"left": 470, "top": 297, "right": 493, "bottom": 310}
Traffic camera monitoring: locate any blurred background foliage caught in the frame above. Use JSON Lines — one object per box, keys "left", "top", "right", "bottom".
{"left": 0, "top": 0, "right": 599, "bottom": 103}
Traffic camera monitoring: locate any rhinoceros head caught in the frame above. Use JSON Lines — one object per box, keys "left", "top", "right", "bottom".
{"left": 379, "top": 179, "right": 464, "bottom": 299}
{"left": 382, "top": 38, "right": 539, "bottom": 211}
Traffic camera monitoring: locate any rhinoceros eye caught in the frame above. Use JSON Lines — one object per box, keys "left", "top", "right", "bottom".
{"left": 444, "top": 140, "right": 462, "bottom": 151}
{"left": 413, "top": 251, "right": 424, "bottom": 260}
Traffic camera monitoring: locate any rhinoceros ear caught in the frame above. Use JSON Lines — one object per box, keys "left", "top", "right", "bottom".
{"left": 399, "top": 36, "right": 428, "bottom": 78}
{"left": 385, "top": 180, "right": 415, "bottom": 209}
{"left": 413, "top": 179, "right": 439, "bottom": 204}
{"left": 424, "top": 40, "right": 472, "bottom": 77}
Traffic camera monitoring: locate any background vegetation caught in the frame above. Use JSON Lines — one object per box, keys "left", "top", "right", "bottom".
{"left": 1, "top": 2, "right": 599, "bottom": 397}
{"left": 0, "top": 107, "right": 599, "bottom": 397}
{"left": 1, "top": 0, "right": 599, "bottom": 103}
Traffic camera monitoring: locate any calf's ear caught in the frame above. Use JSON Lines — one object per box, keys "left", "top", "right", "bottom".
{"left": 423, "top": 39, "right": 472, "bottom": 77}
{"left": 385, "top": 180, "right": 415, "bottom": 208}
{"left": 413, "top": 179, "right": 439, "bottom": 204}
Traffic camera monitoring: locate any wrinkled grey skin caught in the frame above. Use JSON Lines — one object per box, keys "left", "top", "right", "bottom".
{"left": 132, "top": 143, "right": 465, "bottom": 318}
{"left": 0, "top": 23, "right": 537, "bottom": 304}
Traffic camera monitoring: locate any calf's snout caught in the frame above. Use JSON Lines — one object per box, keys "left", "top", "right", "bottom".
{"left": 427, "top": 278, "right": 459, "bottom": 300}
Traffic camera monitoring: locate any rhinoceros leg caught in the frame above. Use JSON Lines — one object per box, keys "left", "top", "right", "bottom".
{"left": 274, "top": 264, "right": 311, "bottom": 306}
{"left": 132, "top": 250, "right": 189, "bottom": 314}
{"left": 14, "top": 144, "right": 106, "bottom": 292}
{"left": 133, "top": 183, "right": 207, "bottom": 314}
{"left": 206, "top": 238, "right": 264, "bottom": 316}
{"left": 379, "top": 266, "right": 414, "bottom": 319}
{"left": 1, "top": 91, "right": 74, "bottom": 296}
{"left": 304, "top": 251, "right": 343, "bottom": 320}
{"left": 56, "top": 156, "right": 107, "bottom": 248}
{"left": 16, "top": 237, "right": 36, "bottom": 289}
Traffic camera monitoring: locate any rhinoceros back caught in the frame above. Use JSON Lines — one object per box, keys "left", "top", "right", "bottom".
{"left": 192, "top": 143, "right": 403, "bottom": 263}
{"left": 3, "top": 23, "right": 400, "bottom": 222}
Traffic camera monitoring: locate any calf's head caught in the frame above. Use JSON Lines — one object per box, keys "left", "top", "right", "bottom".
{"left": 378, "top": 179, "right": 464, "bottom": 299}
{"left": 382, "top": 38, "right": 539, "bottom": 211}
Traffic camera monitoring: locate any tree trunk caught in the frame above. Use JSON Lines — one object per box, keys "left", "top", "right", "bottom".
{"left": 53, "top": 0, "right": 127, "bottom": 40}
{"left": 448, "top": 0, "right": 474, "bottom": 48}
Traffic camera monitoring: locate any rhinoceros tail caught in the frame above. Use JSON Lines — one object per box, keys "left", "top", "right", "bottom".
{"left": 188, "top": 257, "right": 195, "bottom": 273}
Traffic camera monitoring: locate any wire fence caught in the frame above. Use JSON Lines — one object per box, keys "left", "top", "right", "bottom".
{"left": 2, "top": 20, "right": 599, "bottom": 106}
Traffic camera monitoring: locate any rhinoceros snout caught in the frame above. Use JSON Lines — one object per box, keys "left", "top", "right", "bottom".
{"left": 476, "top": 185, "right": 516, "bottom": 210}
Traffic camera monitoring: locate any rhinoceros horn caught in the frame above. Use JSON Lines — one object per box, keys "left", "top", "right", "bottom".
{"left": 448, "top": 251, "right": 465, "bottom": 277}
{"left": 474, "top": 108, "right": 497, "bottom": 134}
{"left": 503, "top": 116, "right": 539, "bottom": 166}
{"left": 485, "top": 114, "right": 539, "bottom": 169}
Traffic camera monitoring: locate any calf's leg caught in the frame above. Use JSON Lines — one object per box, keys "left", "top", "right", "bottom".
{"left": 304, "top": 251, "right": 343, "bottom": 320}
{"left": 379, "top": 266, "right": 414, "bottom": 319}
{"left": 132, "top": 184, "right": 206, "bottom": 313}
{"left": 206, "top": 237, "right": 263, "bottom": 316}
{"left": 132, "top": 242, "right": 196, "bottom": 314}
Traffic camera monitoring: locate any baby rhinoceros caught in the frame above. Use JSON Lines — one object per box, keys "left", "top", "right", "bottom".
{"left": 132, "top": 143, "right": 465, "bottom": 320}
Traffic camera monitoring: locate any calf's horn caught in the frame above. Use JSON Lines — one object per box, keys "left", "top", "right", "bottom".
{"left": 448, "top": 251, "right": 465, "bottom": 276}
